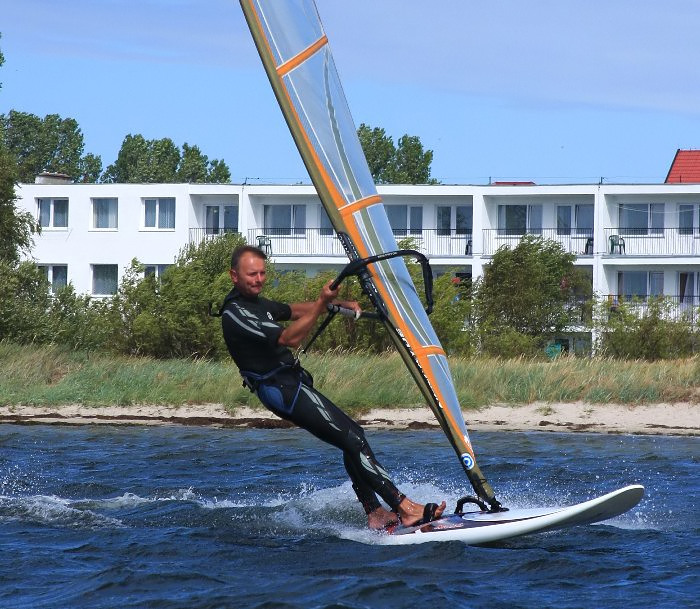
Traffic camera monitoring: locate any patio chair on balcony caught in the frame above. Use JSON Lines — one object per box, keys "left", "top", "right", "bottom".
{"left": 584, "top": 237, "right": 594, "bottom": 255}
{"left": 256, "top": 235, "right": 272, "bottom": 255}
{"left": 465, "top": 239, "right": 472, "bottom": 255}
{"left": 609, "top": 234, "right": 625, "bottom": 254}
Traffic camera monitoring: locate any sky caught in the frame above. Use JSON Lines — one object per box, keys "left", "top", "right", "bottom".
{"left": 2, "top": 0, "right": 700, "bottom": 185}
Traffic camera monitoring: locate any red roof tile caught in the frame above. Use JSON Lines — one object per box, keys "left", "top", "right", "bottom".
{"left": 665, "top": 149, "right": 700, "bottom": 183}
{"left": 492, "top": 181, "right": 536, "bottom": 186}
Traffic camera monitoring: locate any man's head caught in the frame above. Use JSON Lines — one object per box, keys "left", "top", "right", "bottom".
{"left": 229, "top": 245, "right": 267, "bottom": 298}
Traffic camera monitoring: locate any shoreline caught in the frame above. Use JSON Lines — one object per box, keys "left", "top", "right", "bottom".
{"left": 0, "top": 402, "right": 697, "bottom": 436}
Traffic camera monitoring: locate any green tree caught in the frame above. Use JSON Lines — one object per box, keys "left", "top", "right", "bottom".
{"left": 0, "top": 110, "right": 102, "bottom": 183}
{"left": 357, "top": 123, "right": 437, "bottom": 184}
{"left": 0, "top": 42, "right": 38, "bottom": 265}
{"left": 357, "top": 124, "right": 396, "bottom": 183}
{"left": 177, "top": 143, "right": 209, "bottom": 183}
{"left": 474, "top": 235, "right": 590, "bottom": 356}
{"left": 0, "top": 138, "right": 36, "bottom": 265}
{"left": 103, "top": 135, "right": 231, "bottom": 184}
{"left": 208, "top": 158, "right": 231, "bottom": 183}
{"left": 387, "top": 135, "right": 435, "bottom": 184}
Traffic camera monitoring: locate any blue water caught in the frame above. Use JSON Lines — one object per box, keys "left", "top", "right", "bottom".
{"left": 0, "top": 425, "right": 697, "bottom": 609}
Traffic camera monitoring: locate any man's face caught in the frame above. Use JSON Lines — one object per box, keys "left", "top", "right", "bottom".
{"left": 230, "top": 252, "right": 266, "bottom": 298}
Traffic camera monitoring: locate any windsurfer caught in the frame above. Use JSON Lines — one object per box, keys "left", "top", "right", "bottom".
{"left": 221, "top": 245, "right": 446, "bottom": 529}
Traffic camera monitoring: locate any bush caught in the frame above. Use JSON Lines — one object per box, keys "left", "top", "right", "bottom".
{"left": 596, "top": 297, "right": 700, "bottom": 360}
{"left": 479, "top": 326, "right": 543, "bottom": 359}
{"left": 0, "top": 261, "right": 52, "bottom": 343}
{"left": 113, "top": 233, "right": 246, "bottom": 358}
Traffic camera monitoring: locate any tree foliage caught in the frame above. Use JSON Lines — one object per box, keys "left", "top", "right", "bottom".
{"left": 357, "top": 123, "right": 437, "bottom": 184}
{"left": 596, "top": 298, "right": 700, "bottom": 360}
{"left": 473, "top": 235, "right": 590, "bottom": 356}
{"left": 102, "top": 134, "right": 231, "bottom": 184}
{"left": 0, "top": 110, "right": 102, "bottom": 183}
{"left": 0, "top": 141, "right": 37, "bottom": 265}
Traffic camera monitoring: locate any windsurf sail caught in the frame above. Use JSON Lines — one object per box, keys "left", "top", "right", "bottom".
{"left": 239, "top": 0, "right": 503, "bottom": 511}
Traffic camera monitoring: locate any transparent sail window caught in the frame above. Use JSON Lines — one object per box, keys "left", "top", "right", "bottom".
{"left": 254, "top": 0, "right": 323, "bottom": 67}
{"left": 284, "top": 47, "right": 376, "bottom": 205}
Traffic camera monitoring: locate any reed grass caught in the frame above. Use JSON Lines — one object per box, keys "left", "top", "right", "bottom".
{"left": 1, "top": 342, "right": 699, "bottom": 416}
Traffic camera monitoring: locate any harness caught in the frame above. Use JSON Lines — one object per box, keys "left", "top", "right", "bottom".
{"left": 239, "top": 362, "right": 313, "bottom": 416}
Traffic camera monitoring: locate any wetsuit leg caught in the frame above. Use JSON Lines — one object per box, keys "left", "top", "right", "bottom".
{"left": 259, "top": 382, "right": 404, "bottom": 511}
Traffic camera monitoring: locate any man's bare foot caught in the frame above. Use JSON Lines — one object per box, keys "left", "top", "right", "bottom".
{"left": 367, "top": 506, "right": 399, "bottom": 530}
{"left": 397, "top": 497, "right": 446, "bottom": 527}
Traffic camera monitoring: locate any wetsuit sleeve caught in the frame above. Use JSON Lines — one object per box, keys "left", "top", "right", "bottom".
{"left": 222, "top": 302, "right": 284, "bottom": 348}
{"left": 261, "top": 298, "right": 292, "bottom": 322}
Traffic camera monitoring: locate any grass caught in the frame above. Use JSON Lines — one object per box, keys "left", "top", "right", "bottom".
{"left": 1, "top": 342, "right": 699, "bottom": 416}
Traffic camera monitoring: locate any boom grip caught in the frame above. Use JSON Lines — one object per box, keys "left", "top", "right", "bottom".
{"left": 326, "top": 304, "right": 380, "bottom": 320}
{"left": 330, "top": 249, "right": 434, "bottom": 316}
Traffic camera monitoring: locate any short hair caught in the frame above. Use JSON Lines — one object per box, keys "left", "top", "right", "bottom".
{"left": 231, "top": 245, "right": 267, "bottom": 270}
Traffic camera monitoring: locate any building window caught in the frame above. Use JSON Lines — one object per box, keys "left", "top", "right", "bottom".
{"left": 223, "top": 205, "right": 238, "bottom": 232}
{"left": 437, "top": 206, "right": 451, "bottom": 236}
{"left": 144, "top": 264, "right": 171, "bottom": 280}
{"left": 386, "top": 205, "right": 423, "bottom": 236}
{"left": 144, "top": 198, "right": 176, "bottom": 229}
{"left": 39, "top": 264, "right": 68, "bottom": 293}
{"left": 37, "top": 198, "right": 68, "bottom": 228}
{"left": 436, "top": 205, "right": 472, "bottom": 236}
{"left": 204, "top": 204, "right": 238, "bottom": 235}
{"left": 92, "top": 264, "right": 118, "bottom": 295}
{"left": 498, "top": 204, "right": 542, "bottom": 235}
{"left": 205, "top": 205, "right": 219, "bottom": 235}
{"left": 455, "top": 205, "right": 472, "bottom": 235}
{"left": 679, "top": 272, "right": 696, "bottom": 304}
{"left": 557, "top": 206, "right": 571, "bottom": 235}
{"left": 617, "top": 270, "right": 663, "bottom": 300}
{"left": 679, "top": 204, "right": 696, "bottom": 235}
{"left": 619, "top": 203, "right": 664, "bottom": 236}
{"left": 320, "top": 206, "right": 334, "bottom": 236}
{"left": 575, "top": 204, "right": 594, "bottom": 236}
{"left": 92, "top": 198, "right": 118, "bottom": 229}
{"left": 264, "top": 204, "right": 306, "bottom": 235}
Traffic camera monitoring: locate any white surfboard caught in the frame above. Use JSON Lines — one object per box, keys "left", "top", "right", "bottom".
{"left": 384, "top": 485, "right": 644, "bottom": 545}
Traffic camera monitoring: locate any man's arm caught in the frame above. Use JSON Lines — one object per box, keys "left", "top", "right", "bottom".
{"left": 279, "top": 282, "right": 361, "bottom": 348}
{"left": 288, "top": 299, "right": 362, "bottom": 320}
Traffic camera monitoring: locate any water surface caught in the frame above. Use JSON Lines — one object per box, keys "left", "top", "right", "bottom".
{"left": 1, "top": 425, "right": 697, "bottom": 608}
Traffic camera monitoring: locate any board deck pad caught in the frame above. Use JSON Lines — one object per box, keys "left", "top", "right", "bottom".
{"left": 384, "top": 485, "right": 644, "bottom": 545}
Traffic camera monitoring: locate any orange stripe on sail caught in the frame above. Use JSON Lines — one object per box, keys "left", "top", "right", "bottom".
{"left": 277, "top": 35, "right": 328, "bottom": 76}
{"left": 245, "top": 4, "right": 346, "bottom": 211}
{"left": 338, "top": 194, "right": 382, "bottom": 218}
{"left": 412, "top": 345, "right": 446, "bottom": 358}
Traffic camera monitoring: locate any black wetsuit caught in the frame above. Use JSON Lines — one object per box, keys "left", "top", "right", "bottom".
{"left": 221, "top": 287, "right": 403, "bottom": 514}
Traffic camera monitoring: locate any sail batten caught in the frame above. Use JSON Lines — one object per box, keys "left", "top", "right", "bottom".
{"left": 239, "top": 0, "right": 501, "bottom": 508}
{"left": 277, "top": 35, "right": 328, "bottom": 76}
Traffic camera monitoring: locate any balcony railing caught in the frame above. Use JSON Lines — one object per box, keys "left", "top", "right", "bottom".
{"left": 189, "top": 228, "right": 240, "bottom": 244}
{"left": 482, "top": 228, "right": 594, "bottom": 256}
{"left": 245, "top": 228, "right": 474, "bottom": 257}
{"left": 246, "top": 228, "right": 347, "bottom": 257}
{"left": 603, "top": 228, "right": 700, "bottom": 256}
{"left": 604, "top": 294, "right": 700, "bottom": 323}
{"left": 191, "top": 226, "right": 700, "bottom": 259}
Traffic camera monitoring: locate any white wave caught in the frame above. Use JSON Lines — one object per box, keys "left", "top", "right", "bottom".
{"left": 0, "top": 494, "right": 123, "bottom": 529}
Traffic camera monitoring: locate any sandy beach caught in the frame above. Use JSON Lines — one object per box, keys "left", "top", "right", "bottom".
{"left": 0, "top": 402, "right": 697, "bottom": 436}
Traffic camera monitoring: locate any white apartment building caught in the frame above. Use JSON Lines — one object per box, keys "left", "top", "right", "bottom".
{"left": 16, "top": 174, "right": 700, "bottom": 323}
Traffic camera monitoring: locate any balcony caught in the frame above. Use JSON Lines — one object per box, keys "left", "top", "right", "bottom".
{"left": 482, "top": 228, "right": 594, "bottom": 256}
{"left": 245, "top": 228, "right": 474, "bottom": 258}
{"left": 603, "top": 228, "right": 700, "bottom": 256}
